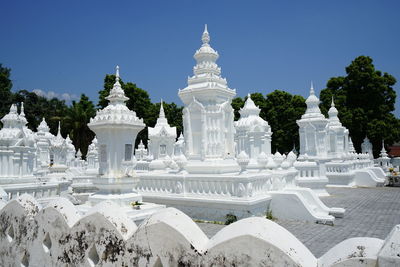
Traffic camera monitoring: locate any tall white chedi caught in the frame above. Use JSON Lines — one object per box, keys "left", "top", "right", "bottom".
{"left": 178, "top": 25, "right": 238, "bottom": 173}
{"left": 87, "top": 66, "right": 145, "bottom": 205}
{"left": 148, "top": 101, "right": 177, "bottom": 170}
{"left": 326, "top": 98, "right": 349, "bottom": 159}
{"left": 235, "top": 94, "right": 272, "bottom": 168}
{"left": 297, "top": 83, "right": 328, "bottom": 158}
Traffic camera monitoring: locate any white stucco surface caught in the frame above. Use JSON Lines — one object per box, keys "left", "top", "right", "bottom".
{"left": 0, "top": 194, "right": 397, "bottom": 266}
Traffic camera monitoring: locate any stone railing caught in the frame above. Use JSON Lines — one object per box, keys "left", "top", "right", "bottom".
{"left": 0, "top": 195, "right": 398, "bottom": 266}
{"left": 137, "top": 170, "right": 297, "bottom": 199}
{"left": 325, "top": 161, "right": 355, "bottom": 186}
{"left": 293, "top": 161, "right": 320, "bottom": 178}
{"left": 354, "top": 157, "right": 374, "bottom": 169}
{"left": 326, "top": 161, "right": 354, "bottom": 173}
{"left": 135, "top": 160, "right": 150, "bottom": 171}
{"left": 1, "top": 181, "right": 70, "bottom": 200}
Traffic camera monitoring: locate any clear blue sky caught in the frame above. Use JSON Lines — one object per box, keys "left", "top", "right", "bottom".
{"left": 2, "top": 1, "right": 400, "bottom": 115}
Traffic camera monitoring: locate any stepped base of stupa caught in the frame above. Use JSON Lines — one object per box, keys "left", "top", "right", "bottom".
{"left": 136, "top": 169, "right": 298, "bottom": 221}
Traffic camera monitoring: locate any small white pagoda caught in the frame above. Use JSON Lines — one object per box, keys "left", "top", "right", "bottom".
{"left": 35, "top": 118, "right": 54, "bottom": 173}
{"left": 65, "top": 135, "right": 76, "bottom": 167}
{"left": 48, "top": 122, "right": 69, "bottom": 175}
{"left": 361, "top": 136, "right": 374, "bottom": 159}
{"left": 326, "top": 98, "right": 349, "bottom": 159}
{"left": 148, "top": 101, "right": 177, "bottom": 170}
{"left": 0, "top": 104, "right": 70, "bottom": 201}
{"left": 0, "top": 103, "right": 36, "bottom": 179}
{"left": 376, "top": 140, "right": 391, "bottom": 172}
{"left": 296, "top": 84, "right": 330, "bottom": 195}
{"left": 135, "top": 140, "right": 148, "bottom": 161}
{"left": 234, "top": 94, "right": 272, "bottom": 168}
{"left": 87, "top": 66, "right": 146, "bottom": 206}
{"left": 297, "top": 83, "right": 329, "bottom": 158}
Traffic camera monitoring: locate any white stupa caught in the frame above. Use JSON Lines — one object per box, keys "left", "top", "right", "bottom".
{"left": 361, "top": 136, "right": 374, "bottom": 159}
{"left": 295, "top": 86, "right": 385, "bottom": 190}
{"left": 87, "top": 66, "right": 146, "bottom": 205}
{"left": 148, "top": 100, "right": 177, "bottom": 170}
{"left": 35, "top": 118, "right": 54, "bottom": 171}
{"left": 235, "top": 94, "right": 272, "bottom": 168}
{"left": 376, "top": 140, "right": 391, "bottom": 172}
{"left": 326, "top": 97, "right": 349, "bottom": 159}
{"left": 295, "top": 84, "right": 330, "bottom": 196}
{"left": 178, "top": 25, "right": 238, "bottom": 174}
{"left": 297, "top": 83, "right": 329, "bottom": 158}
{"left": 0, "top": 103, "right": 36, "bottom": 178}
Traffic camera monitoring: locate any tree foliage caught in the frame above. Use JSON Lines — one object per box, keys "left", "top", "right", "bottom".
{"left": 12, "top": 90, "right": 68, "bottom": 133}
{"left": 319, "top": 56, "right": 399, "bottom": 156}
{"left": 63, "top": 94, "right": 96, "bottom": 156}
{"left": 264, "top": 91, "right": 306, "bottom": 153}
{"left": 231, "top": 97, "right": 244, "bottom": 121}
{"left": 0, "top": 64, "right": 14, "bottom": 126}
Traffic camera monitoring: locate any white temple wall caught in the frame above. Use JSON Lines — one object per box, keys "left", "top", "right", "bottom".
{"left": 0, "top": 195, "right": 398, "bottom": 267}
{"left": 222, "top": 105, "right": 235, "bottom": 158}
{"left": 37, "top": 144, "right": 50, "bottom": 167}
{"left": 148, "top": 137, "right": 174, "bottom": 160}
{"left": 96, "top": 128, "right": 136, "bottom": 177}
{"left": 327, "top": 129, "right": 347, "bottom": 158}
{"left": 184, "top": 105, "right": 204, "bottom": 159}
{"left": 235, "top": 131, "right": 270, "bottom": 159}
{"left": 0, "top": 148, "right": 35, "bottom": 178}
{"left": 183, "top": 102, "right": 235, "bottom": 161}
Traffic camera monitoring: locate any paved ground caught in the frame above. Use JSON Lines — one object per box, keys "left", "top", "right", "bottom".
{"left": 197, "top": 187, "right": 400, "bottom": 257}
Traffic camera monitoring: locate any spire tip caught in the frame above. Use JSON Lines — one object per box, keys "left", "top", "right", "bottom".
{"left": 202, "top": 24, "right": 210, "bottom": 44}
{"left": 310, "top": 81, "right": 315, "bottom": 95}
{"left": 115, "top": 65, "right": 120, "bottom": 81}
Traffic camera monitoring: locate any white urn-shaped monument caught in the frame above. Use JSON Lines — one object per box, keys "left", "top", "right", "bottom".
{"left": 88, "top": 66, "right": 145, "bottom": 206}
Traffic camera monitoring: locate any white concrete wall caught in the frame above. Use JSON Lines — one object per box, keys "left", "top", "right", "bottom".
{"left": 0, "top": 194, "right": 398, "bottom": 267}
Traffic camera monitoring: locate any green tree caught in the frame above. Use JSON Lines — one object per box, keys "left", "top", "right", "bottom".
{"left": 98, "top": 74, "right": 117, "bottom": 109}
{"left": 231, "top": 97, "right": 245, "bottom": 121}
{"left": 0, "top": 64, "right": 14, "bottom": 126}
{"left": 264, "top": 90, "right": 306, "bottom": 153}
{"left": 319, "top": 56, "right": 399, "bottom": 156}
{"left": 12, "top": 90, "right": 69, "bottom": 133}
{"left": 63, "top": 94, "right": 96, "bottom": 157}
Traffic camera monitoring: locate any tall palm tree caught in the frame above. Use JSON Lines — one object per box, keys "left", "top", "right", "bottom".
{"left": 63, "top": 94, "right": 96, "bottom": 158}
